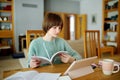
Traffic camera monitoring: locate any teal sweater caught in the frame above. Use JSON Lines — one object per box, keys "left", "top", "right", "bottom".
{"left": 28, "top": 37, "right": 82, "bottom": 66}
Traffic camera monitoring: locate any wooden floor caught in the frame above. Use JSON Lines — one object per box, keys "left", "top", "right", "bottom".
{"left": 0, "top": 55, "right": 12, "bottom": 60}
{"left": 0, "top": 55, "right": 22, "bottom": 80}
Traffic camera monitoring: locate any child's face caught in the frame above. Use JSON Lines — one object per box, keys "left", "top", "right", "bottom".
{"left": 47, "top": 26, "right": 62, "bottom": 37}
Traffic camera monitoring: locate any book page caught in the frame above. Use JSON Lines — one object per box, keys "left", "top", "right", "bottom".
{"left": 32, "top": 56, "right": 51, "bottom": 65}
{"left": 5, "top": 70, "right": 61, "bottom": 80}
{"left": 5, "top": 70, "right": 39, "bottom": 80}
{"left": 50, "top": 51, "right": 68, "bottom": 62}
{"left": 33, "top": 73, "right": 61, "bottom": 80}
{"left": 31, "top": 51, "right": 68, "bottom": 65}
{"left": 5, "top": 73, "right": 24, "bottom": 80}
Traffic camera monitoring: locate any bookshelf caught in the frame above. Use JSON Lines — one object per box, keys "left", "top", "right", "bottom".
{"left": 102, "top": 0, "right": 120, "bottom": 53}
{"left": 0, "top": 0, "right": 15, "bottom": 54}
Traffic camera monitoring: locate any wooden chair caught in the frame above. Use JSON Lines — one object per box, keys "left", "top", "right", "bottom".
{"left": 83, "top": 30, "right": 114, "bottom": 58}
{"left": 24, "top": 30, "right": 45, "bottom": 58}
{"left": 26, "top": 30, "right": 45, "bottom": 50}
{"left": 100, "top": 46, "right": 114, "bottom": 57}
{"left": 84, "top": 30, "right": 101, "bottom": 58}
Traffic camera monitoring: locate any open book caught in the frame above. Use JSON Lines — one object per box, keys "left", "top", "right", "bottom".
{"left": 5, "top": 70, "right": 61, "bottom": 80}
{"left": 32, "top": 51, "right": 68, "bottom": 65}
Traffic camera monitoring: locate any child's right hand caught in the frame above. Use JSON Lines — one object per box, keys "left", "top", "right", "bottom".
{"left": 30, "top": 57, "right": 41, "bottom": 68}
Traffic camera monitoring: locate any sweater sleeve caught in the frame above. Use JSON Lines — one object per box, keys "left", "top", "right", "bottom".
{"left": 62, "top": 39, "right": 82, "bottom": 60}
{"left": 27, "top": 40, "right": 37, "bottom": 67}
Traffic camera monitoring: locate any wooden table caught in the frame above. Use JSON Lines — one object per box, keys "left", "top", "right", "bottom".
{"left": 3, "top": 54, "right": 120, "bottom": 80}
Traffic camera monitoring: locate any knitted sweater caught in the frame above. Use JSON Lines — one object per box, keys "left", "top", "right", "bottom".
{"left": 28, "top": 37, "right": 82, "bottom": 66}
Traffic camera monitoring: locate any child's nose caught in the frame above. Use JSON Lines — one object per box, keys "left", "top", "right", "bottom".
{"left": 56, "top": 28, "right": 61, "bottom": 33}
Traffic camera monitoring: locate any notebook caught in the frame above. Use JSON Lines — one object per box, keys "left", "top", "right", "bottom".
{"left": 63, "top": 56, "right": 97, "bottom": 79}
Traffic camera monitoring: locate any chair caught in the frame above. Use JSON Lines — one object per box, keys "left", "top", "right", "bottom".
{"left": 100, "top": 46, "right": 114, "bottom": 57}
{"left": 24, "top": 30, "right": 45, "bottom": 58}
{"left": 26, "top": 30, "right": 45, "bottom": 50}
{"left": 83, "top": 30, "right": 114, "bottom": 58}
{"left": 83, "top": 30, "right": 101, "bottom": 58}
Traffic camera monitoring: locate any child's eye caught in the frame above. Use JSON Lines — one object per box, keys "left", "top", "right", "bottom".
{"left": 52, "top": 26, "right": 61, "bottom": 30}
{"left": 53, "top": 26, "right": 57, "bottom": 29}
{"left": 59, "top": 27, "right": 62, "bottom": 29}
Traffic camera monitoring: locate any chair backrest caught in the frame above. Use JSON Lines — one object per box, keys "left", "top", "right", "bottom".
{"left": 26, "top": 30, "right": 45, "bottom": 50}
{"left": 83, "top": 30, "right": 101, "bottom": 58}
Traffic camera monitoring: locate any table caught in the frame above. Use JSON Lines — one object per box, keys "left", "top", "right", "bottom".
{"left": 3, "top": 54, "right": 120, "bottom": 80}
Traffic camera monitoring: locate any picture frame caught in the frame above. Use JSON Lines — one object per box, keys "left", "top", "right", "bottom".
{"left": 91, "top": 14, "right": 97, "bottom": 24}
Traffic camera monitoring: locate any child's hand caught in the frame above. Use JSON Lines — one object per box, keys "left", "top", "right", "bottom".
{"left": 59, "top": 53, "right": 76, "bottom": 63}
{"left": 30, "top": 57, "right": 41, "bottom": 68}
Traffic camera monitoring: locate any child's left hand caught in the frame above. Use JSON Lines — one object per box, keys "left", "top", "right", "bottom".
{"left": 59, "top": 53, "right": 76, "bottom": 63}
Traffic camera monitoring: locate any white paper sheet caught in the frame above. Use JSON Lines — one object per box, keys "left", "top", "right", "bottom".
{"left": 5, "top": 70, "right": 61, "bottom": 80}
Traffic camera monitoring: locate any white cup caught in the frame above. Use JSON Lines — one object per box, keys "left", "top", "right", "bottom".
{"left": 102, "top": 59, "right": 120, "bottom": 75}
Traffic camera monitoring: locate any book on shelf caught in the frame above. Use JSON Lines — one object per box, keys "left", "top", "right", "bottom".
{"left": 32, "top": 51, "right": 68, "bottom": 65}
{"left": 5, "top": 70, "right": 61, "bottom": 80}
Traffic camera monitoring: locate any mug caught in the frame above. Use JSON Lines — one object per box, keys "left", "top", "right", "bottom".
{"left": 102, "top": 59, "right": 120, "bottom": 75}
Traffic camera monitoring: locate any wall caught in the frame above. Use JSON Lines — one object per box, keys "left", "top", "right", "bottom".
{"left": 14, "top": 0, "right": 44, "bottom": 52}
{"left": 13, "top": 0, "right": 103, "bottom": 52}
{"left": 44, "top": 0, "right": 80, "bottom": 14}
{"left": 80, "top": 0, "right": 103, "bottom": 41}
{"left": 45, "top": 0, "right": 103, "bottom": 41}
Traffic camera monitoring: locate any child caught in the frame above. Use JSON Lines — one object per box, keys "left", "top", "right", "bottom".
{"left": 28, "top": 13, "right": 82, "bottom": 68}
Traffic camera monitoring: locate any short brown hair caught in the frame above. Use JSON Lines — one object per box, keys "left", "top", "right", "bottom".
{"left": 42, "top": 13, "right": 63, "bottom": 33}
